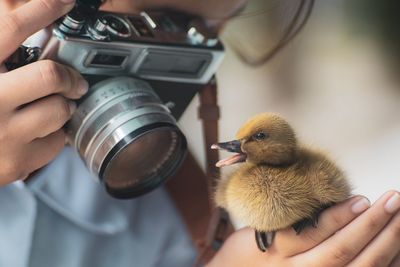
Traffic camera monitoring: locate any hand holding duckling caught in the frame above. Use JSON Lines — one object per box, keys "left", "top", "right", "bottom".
{"left": 212, "top": 113, "right": 352, "bottom": 251}
{"left": 206, "top": 191, "right": 400, "bottom": 267}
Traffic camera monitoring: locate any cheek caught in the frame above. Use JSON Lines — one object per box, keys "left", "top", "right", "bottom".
{"left": 241, "top": 143, "right": 251, "bottom": 154}
{"left": 100, "top": 0, "right": 141, "bottom": 13}
{"left": 242, "top": 143, "right": 259, "bottom": 155}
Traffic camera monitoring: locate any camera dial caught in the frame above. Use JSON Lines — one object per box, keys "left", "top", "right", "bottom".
{"left": 59, "top": 10, "right": 86, "bottom": 34}
{"left": 87, "top": 18, "right": 110, "bottom": 41}
{"left": 101, "top": 15, "right": 132, "bottom": 38}
{"left": 59, "top": 0, "right": 104, "bottom": 35}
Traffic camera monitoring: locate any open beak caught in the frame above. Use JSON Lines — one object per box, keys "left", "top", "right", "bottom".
{"left": 211, "top": 140, "right": 247, "bottom": 167}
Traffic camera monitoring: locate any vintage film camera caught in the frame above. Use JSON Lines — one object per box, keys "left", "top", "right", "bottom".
{"left": 35, "top": 0, "right": 224, "bottom": 198}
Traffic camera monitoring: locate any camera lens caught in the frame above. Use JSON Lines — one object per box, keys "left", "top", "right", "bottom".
{"left": 101, "top": 15, "right": 131, "bottom": 38}
{"left": 67, "top": 77, "right": 187, "bottom": 198}
{"left": 103, "top": 128, "right": 183, "bottom": 196}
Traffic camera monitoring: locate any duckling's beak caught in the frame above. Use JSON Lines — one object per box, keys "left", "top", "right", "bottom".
{"left": 211, "top": 140, "right": 247, "bottom": 167}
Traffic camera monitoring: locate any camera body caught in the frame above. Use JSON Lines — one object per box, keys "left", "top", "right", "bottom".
{"left": 33, "top": 1, "right": 225, "bottom": 199}
{"left": 40, "top": 8, "right": 224, "bottom": 84}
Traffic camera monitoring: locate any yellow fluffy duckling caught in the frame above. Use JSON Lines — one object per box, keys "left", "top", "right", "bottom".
{"left": 212, "top": 113, "right": 351, "bottom": 251}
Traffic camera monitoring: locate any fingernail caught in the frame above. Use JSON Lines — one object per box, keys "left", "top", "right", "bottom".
{"left": 385, "top": 193, "right": 400, "bottom": 213}
{"left": 69, "top": 101, "right": 77, "bottom": 115}
{"left": 60, "top": 0, "right": 75, "bottom": 4}
{"left": 351, "top": 197, "right": 371, "bottom": 213}
{"left": 77, "top": 79, "right": 89, "bottom": 95}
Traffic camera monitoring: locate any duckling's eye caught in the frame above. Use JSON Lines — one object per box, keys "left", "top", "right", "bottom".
{"left": 253, "top": 132, "right": 267, "bottom": 140}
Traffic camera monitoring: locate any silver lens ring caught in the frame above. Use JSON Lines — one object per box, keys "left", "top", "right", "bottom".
{"left": 69, "top": 78, "right": 159, "bottom": 151}
{"left": 66, "top": 77, "right": 187, "bottom": 198}
{"left": 85, "top": 106, "right": 174, "bottom": 168}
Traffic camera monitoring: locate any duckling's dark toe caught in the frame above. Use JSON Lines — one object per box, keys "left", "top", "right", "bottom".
{"left": 255, "top": 230, "right": 275, "bottom": 252}
{"left": 292, "top": 203, "right": 333, "bottom": 234}
{"left": 292, "top": 217, "right": 318, "bottom": 234}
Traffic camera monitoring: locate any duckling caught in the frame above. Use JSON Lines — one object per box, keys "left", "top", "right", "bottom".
{"left": 211, "top": 113, "right": 351, "bottom": 252}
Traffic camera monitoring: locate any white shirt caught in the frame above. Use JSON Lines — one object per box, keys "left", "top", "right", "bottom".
{"left": 0, "top": 147, "right": 196, "bottom": 267}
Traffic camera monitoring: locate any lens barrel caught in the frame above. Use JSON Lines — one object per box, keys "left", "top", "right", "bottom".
{"left": 67, "top": 77, "right": 187, "bottom": 198}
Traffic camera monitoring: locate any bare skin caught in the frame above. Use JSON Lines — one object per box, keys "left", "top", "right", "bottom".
{"left": 1, "top": 1, "right": 400, "bottom": 266}
{"left": 0, "top": 0, "right": 88, "bottom": 184}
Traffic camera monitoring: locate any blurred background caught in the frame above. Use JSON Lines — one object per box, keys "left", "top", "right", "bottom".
{"left": 179, "top": 0, "right": 400, "bottom": 202}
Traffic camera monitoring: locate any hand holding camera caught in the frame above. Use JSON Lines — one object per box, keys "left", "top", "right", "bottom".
{"left": 2, "top": 0, "right": 224, "bottom": 198}
{"left": 0, "top": 0, "right": 88, "bottom": 185}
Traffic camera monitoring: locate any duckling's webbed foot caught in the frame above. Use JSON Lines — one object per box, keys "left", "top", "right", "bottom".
{"left": 255, "top": 230, "right": 275, "bottom": 252}
{"left": 292, "top": 203, "right": 333, "bottom": 234}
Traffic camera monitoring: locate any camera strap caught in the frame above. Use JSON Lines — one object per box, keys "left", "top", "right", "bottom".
{"left": 196, "top": 79, "right": 235, "bottom": 264}
{"left": 166, "top": 79, "right": 234, "bottom": 266}
{"left": 5, "top": 45, "right": 41, "bottom": 71}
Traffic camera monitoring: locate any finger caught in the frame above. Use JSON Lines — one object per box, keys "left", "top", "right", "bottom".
{"left": 0, "top": 60, "right": 88, "bottom": 111}
{"left": 303, "top": 191, "right": 400, "bottom": 267}
{"left": 25, "top": 129, "right": 66, "bottom": 174}
{"left": 273, "top": 196, "right": 370, "bottom": 257}
{"left": 389, "top": 253, "right": 400, "bottom": 267}
{"left": 348, "top": 207, "right": 400, "bottom": 267}
{"left": 10, "top": 95, "right": 76, "bottom": 142}
{"left": 0, "top": 0, "right": 75, "bottom": 62}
